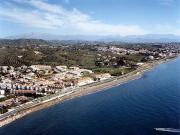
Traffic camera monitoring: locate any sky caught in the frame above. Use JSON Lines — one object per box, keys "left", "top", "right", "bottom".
{"left": 0, "top": 0, "right": 180, "bottom": 37}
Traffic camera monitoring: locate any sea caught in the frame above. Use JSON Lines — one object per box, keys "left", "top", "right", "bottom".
{"left": 0, "top": 57, "right": 180, "bottom": 135}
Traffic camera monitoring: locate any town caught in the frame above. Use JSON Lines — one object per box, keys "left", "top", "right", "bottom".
{"left": 0, "top": 39, "right": 179, "bottom": 114}
{"left": 0, "top": 64, "right": 112, "bottom": 114}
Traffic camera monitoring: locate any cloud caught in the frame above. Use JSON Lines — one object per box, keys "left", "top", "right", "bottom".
{"left": 152, "top": 24, "right": 180, "bottom": 35}
{"left": 0, "top": 8, "right": 62, "bottom": 29}
{"left": 158, "top": 0, "right": 175, "bottom": 6}
{"left": 0, "top": 0, "right": 147, "bottom": 36}
{"left": 0, "top": 0, "right": 180, "bottom": 36}
{"left": 1, "top": 0, "right": 179, "bottom": 36}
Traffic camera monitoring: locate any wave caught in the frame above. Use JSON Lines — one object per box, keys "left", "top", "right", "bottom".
{"left": 155, "top": 128, "right": 180, "bottom": 133}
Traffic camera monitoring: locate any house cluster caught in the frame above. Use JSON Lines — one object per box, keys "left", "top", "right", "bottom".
{"left": 0, "top": 96, "right": 28, "bottom": 110}
{"left": 94, "top": 45, "right": 180, "bottom": 69}
{"left": 0, "top": 65, "right": 111, "bottom": 99}
{"left": 97, "top": 45, "right": 179, "bottom": 60}
{"left": 97, "top": 46, "right": 139, "bottom": 55}
{"left": 0, "top": 64, "right": 111, "bottom": 113}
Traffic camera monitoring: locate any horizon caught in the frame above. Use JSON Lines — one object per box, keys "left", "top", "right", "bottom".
{"left": 1, "top": 33, "right": 180, "bottom": 43}
{"left": 0, "top": 0, "right": 180, "bottom": 38}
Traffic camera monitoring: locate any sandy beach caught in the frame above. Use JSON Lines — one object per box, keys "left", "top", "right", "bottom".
{"left": 0, "top": 57, "right": 177, "bottom": 127}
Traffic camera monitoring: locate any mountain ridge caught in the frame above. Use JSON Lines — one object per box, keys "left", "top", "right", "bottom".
{"left": 4, "top": 33, "right": 180, "bottom": 42}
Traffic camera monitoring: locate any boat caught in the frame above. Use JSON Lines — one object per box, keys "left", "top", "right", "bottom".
{"left": 155, "top": 128, "right": 180, "bottom": 133}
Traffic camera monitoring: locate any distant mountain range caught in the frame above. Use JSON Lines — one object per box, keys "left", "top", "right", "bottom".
{"left": 5, "top": 33, "right": 180, "bottom": 42}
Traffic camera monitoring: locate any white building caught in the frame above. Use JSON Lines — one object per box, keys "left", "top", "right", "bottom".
{"left": 56, "top": 65, "right": 67, "bottom": 72}
{"left": 69, "top": 66, "right": 80, "bottom": 70}
{"left": 0, "top": 89, "right": 5, "bottom": 95}
{"left": 77, "top": 77, "right": 94, "bottom": 86}
{"left": 30, "top": 65, "right": 52, "bottom": 71}
{"left": 94, "top": 73, "right": 111, "bottom": 81}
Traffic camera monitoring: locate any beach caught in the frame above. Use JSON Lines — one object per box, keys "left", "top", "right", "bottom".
{"left": 0, "top": 57, "right": 177, "bottom": 127}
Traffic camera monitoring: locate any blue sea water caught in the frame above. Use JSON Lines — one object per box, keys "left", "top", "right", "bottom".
{"left": 0, "top": 57, "right": 180, "bottom": 135}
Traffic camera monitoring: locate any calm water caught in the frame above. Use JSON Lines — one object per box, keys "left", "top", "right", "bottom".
{"left": 0, "top": 57, "right": 180, "bottom": 135}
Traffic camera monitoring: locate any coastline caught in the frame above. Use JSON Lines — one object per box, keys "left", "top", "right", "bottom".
{"left": 0, "top": 56, "right": 178, "bottom": 127}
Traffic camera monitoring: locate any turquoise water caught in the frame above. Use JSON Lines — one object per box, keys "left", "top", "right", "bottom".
{"left": 0, "top": 57, "right": 180, "bottom": 135}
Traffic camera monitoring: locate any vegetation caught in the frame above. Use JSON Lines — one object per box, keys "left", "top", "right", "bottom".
{"left": 92, "top": 67, "right": 134, "bottom": 76}
{"left": 0, "top": 39, "right": 174, "bottom": 75}
{"left": 0, "top": 95, "right": 16, "bottom": 102}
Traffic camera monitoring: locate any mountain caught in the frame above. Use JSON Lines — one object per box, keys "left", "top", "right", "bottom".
{"left": 5, "top": 33, "right": 180, "bottom": 42}
{"left": 121, "top": 34, "right": 180, "bottom": 43}
{"left": 6, "top": 33, "right": 103, "bottom": 41}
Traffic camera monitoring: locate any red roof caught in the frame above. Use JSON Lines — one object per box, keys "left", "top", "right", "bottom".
{"left": 15, "top": 90, "right": 36, "bottom": 94}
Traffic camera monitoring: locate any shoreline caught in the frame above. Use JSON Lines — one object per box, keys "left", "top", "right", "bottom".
{"left": 0, "top": 56, "right": 178, "bottom": 127}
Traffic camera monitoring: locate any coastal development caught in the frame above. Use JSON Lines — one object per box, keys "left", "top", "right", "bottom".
{"left": 0, "top": 0, "right": 179, "bottom": 134}
{"left": 0, "top": 40, "right": 179, "bottom": 127}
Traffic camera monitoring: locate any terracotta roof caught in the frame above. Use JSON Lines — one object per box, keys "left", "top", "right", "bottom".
{"left": 15, "top": 90, "right": 36, "bottom": 94}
